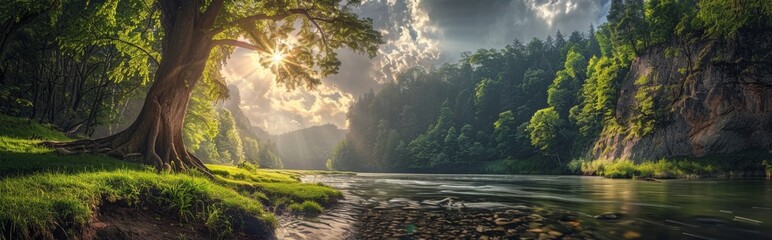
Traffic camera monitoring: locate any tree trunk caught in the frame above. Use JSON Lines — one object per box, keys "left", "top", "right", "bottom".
{"left": 44, "top": 1, "right": 218, "bottom": 174}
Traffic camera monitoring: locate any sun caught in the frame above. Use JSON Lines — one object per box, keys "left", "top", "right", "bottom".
{"left": 270, "top": 51, "right": 284, "bottom": 66}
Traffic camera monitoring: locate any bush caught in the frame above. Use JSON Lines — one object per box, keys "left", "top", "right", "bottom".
{"left": 288, "top": 201, "right": 323, "bottom": 216}
{"left": 236, "top": 161, "right": 259, "bottom": 172}
{"left": 575, "top": 157, "right": 738, "bottom": 179}
{"left": 603, "top": 159, "right": 638, "bottom": 178}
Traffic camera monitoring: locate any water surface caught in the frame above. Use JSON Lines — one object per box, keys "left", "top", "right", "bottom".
{"left": 278, "top": 174, "right": 772, "bottom": 239}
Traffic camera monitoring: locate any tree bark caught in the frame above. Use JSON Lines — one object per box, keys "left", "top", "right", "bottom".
{"left": 44, "top": 1, "right": 219, "bottom": 175}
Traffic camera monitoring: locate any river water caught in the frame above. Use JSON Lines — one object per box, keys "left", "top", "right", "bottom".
{"left": 277, "top": 174, "right": 772, "bottom": 240}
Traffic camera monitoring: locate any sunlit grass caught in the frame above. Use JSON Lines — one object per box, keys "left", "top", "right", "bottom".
{"left": 209, "top": 165, "right": 343, "bottom": 207}
{"left": 0, "top": 170, "right": 272, "bottom": 239}
{"left": 288, "top": 201, "right": 323, "bottom": 216}
{"left": 0, "top": 114, "right": 344, "bottom": 238}
{"left": 569, "top": 151, "right": 770, "bottom": 179}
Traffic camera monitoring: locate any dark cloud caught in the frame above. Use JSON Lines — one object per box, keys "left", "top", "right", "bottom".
{"left": 422, "top": 0, "right": 610, "bottom": 58}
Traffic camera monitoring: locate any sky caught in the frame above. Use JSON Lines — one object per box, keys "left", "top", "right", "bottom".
{"left": 223, "top": 0, "right": 611, "bottom": 135}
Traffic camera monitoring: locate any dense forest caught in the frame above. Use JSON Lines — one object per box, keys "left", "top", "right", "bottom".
{"left": 330, "top": 0, "right": 772, "bottom": 174}
{"left": 0, "top": 0, "right": 286, "bottom": 169}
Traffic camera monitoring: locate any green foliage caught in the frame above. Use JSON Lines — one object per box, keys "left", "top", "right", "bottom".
{"left": 184, "top": 83, "right": 221, "bottom": 153}
{"left": 572, "top": 55, "right": 629, "bottom": 139}
{"left": 527, "top": 107, "right": 562, "bottom": 152}
{"left": 697, "top": 0, "right": 772, "bottom": 40}
{"left": 493, "top": 111, "right": 517, "bottom": 157}
{"left": 333, "top": 29, "right": 601, "bottom": 173}
{"left": 573, "top": 150, "right": 771, "bottom": 179}
{"left": 237, "top": 161, "right": 259, "bottom": 172}
{"left": 215, "top": 0, "right": 382, "bottom": 90}
{"left": 630, "top": 75, "right": 663, "bottom": 137}
{"left": 214, "top": 109, "right": 245, "bottom": 164}
{"left": 646, "top": 0, "right": 697, "bottom": 45}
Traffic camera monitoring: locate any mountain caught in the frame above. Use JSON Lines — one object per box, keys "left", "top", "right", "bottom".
{"left": 220, "top": 85, "right": 283, "bottom": 168}
{"left": 270, "top": 124, "right": 346, "bottom": 170}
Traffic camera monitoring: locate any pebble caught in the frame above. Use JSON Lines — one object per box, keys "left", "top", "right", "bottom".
{"left": 528, "top": 228, "right": 544, "bottom": 233}
{"left": 594, "top": 212, "right": 623, "bottom": 220}
{"left": 623, "top": 231, "right": 641, "bottom": 239}
{"left": 538, "top": 233, "right": 557, "bottom": 240}
{"left": 353, "top": 203, "right": 595, "bottom": 239}
{"left": 495, "top": 218, "right": 512, "bottom": 226}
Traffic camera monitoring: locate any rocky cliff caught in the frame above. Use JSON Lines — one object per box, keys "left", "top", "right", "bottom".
{"left": 592, "top": 34, "right": 772, "bottom": 161}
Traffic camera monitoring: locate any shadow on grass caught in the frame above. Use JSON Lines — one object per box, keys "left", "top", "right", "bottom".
{"left": 0, "top": 115, "right": 146, "bottom": 177}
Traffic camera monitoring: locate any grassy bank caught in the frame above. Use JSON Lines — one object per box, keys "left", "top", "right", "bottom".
{"left": 0, "top": 115, "right": 343, "bottom": 239}
{"left": 569, "top": 150, "right": 772, "bottom": 179}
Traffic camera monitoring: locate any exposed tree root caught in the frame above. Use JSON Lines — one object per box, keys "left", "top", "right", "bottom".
{"left": 40, "top": 113, "right": 213, "bottom": 179}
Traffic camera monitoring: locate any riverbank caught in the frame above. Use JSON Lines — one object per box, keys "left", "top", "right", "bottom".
{"left": 0, "top": 115, "right": 342, "bottom": 239}
{"left": 569, "top": 152, "right": 772, "bottom": 179}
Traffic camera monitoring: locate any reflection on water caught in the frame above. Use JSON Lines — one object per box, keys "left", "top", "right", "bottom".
{"left": 278, "top": 174, "right": 772, "bottom": 239}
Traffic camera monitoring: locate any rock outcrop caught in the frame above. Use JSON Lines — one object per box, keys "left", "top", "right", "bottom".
{"left": 592, "top": 34, "right": 772, "bottom": 161}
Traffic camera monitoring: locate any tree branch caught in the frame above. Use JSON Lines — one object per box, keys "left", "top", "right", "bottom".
{"left": 97, "top": 37, "right": 160, "bottom": 66}
{"left": 201, "top": 0, "right": 225, "bottom": 28}
{"left": 208, "top": 8, "right": 333, "bottom": 37}
{"left": 211, "top": 39, "right": 265, "bottom": 52}
{"left": 295, "top": 9, "right": 329, "bottom": 49}
{"left": 209, "top": 12, "right": 293, "bottom": 35}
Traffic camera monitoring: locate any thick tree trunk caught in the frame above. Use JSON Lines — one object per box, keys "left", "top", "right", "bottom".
{"left": 44, "top": 1, "right": 218, "bottom": 174}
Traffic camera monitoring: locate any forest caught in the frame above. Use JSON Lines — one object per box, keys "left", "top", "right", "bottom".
{"left": 1, "top": 0, "right": 771, "bottom": 239}
{"left": 329, "top": 0, "right": 772, "bottom": 176}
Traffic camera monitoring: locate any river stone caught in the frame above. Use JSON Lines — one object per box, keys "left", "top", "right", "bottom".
{"left": 529, "top": 214, "right": 545, "bottom": 221}
{"left": 548, "top": 231, "right": 563, "bottom": 237}
{"left": 594, "top": 212, "right": 623, "bottom": 220}
{"left": 528, "top": 222, "right": 542, "bottom": 229}
{"left": 528, "top": 228, "right": 543, "bottom": 233}
{"left": 538, "top": 233, "right": 556, "bottom": 240}
{"left": 495, "top": 218, "right": 512, "bottom": 226}
{"left": 546, "top": 223, "right": 569, "bottom": 233}
{"left": 623, "top": 231, "right": 641, "bottom": 239}
{"left": 522, "top": 231, "right": 538, "bottom": 237}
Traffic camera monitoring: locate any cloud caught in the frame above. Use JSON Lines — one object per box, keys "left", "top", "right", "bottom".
{"left": 421, "top": 0, "right": 609, "bottom": 58}
{"left": 220, "top": 0, "right": 609, "bottom": 135}
{"left": 224, "top": 50, "right": 357, "bottom": 135}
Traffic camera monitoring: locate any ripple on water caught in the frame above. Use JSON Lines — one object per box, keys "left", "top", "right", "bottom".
{"left": 277, "top": 174, "right": 772, "bottom": 240}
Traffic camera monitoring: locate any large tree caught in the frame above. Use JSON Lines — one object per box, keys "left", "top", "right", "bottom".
{"left": 45, "top": 0, "right": 381, "bottom": 174}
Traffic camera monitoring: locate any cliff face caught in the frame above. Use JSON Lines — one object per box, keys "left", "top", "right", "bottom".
{"left": 592, "top": 35, "right": 772, "bottom": 161}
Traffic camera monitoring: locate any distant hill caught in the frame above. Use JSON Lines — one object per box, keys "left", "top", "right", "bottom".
{"left": 269, "top": 124, "right": 346, "bottom": 170}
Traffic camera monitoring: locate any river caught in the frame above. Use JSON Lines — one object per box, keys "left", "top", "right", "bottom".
{"left": 277, "top": 174, "right": 772, "bottom": 240}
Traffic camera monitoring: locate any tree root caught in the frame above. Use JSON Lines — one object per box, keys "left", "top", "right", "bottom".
{"left": 39, "top": 135, "right": 213, "bottom": 179}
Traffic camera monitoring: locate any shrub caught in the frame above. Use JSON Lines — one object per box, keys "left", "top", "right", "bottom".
{"left": 236, "top": 161, "right": 259, "bottom": 172}
{"left": 287, "top": 201, "right": 323, "bottom": 216}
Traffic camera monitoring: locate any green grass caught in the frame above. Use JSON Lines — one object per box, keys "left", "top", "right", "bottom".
{"left": 0, "top": 170, "right": 271, "bottom": 239}
{"left": 0, "top": 114, "right": 343, "bottom": 239}
{"left": 287, "top": 201, "right": 324, "bottom": 216}
{"left": 0, "top": 115, "right": 144, "bottom": 177}
{"left": 570, "top": 150, "right": 771, "bottom": 179}
{"left": 209, "top": 165, "right": 343, "bottom": 206}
